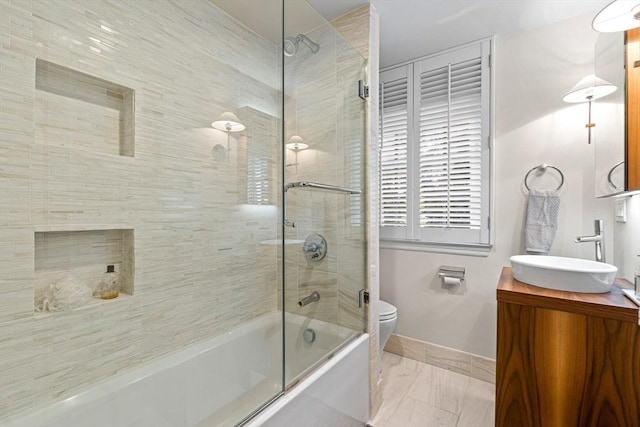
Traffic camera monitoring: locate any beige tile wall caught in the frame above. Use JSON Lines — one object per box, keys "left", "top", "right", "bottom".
{"left": 0, "top": 0, "right": 281, "bottom": 418}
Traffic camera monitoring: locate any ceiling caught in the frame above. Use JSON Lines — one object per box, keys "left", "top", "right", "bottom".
{"left": 213, "top": 0, "right": 327, "bottom": 45}
{"left": 213, "top": 0, "right": 612, "bottom": 68}
{"left": 306, "top": 0, "right": 612, "bottom": 67}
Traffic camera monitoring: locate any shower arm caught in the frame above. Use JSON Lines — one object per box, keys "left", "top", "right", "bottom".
{"left": 297, "top": 34, "right": 320, "bottom": 53}
{"left": 283, "top": 181, "right": 361, "bottom": 228}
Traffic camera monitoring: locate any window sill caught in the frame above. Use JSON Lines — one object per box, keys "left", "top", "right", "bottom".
{"left": 380, "top": 239, "right": 492, "bottom": 257}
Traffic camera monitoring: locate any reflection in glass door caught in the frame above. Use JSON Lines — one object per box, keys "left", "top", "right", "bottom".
{"left": 282, "top": 0, "right": 368, "bottom": 387}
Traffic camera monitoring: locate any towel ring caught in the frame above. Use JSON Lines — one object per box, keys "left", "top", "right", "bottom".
{"left": 607, "top": 161, "right": 624, "bottom": 190}
{"left": 524, "top": 164, "right": 564, "bottom": 192}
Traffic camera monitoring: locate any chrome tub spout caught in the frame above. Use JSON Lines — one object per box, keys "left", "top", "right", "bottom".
{"left": 298, "top": 291, "right": 320, "bottom": 307}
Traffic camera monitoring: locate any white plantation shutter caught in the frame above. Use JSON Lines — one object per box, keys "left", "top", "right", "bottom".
{"left": 379, "top": 65, "right": 412, "bottom": 239}
{"left": 418, "top": 58, "right": 482, "bottom": 230}
{"left": 380, "top": 40, "right": 491, "bottom": 250}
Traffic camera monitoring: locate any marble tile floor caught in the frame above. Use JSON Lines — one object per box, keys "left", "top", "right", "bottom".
{"left": 370, "top": 351, "right": 495, "bottom": 427}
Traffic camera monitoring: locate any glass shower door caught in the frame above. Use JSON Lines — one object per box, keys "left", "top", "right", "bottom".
{"left": 282, "top": 0, "right": 368, "bottom": 387}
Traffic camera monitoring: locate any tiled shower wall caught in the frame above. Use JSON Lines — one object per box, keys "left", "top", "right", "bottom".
{"left": 282, "top": 20, "right": 367, "bottom": 332}
{"left": 0, "top": 0, "right": 280, "bottom": 417}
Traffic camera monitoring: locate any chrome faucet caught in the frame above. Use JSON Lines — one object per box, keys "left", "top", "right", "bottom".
{"left": 575, "top": 219, "right": 605, "bottom": 263}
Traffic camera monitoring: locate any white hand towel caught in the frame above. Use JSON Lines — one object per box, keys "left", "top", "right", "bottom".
{"left": 525, "top": 189, "right": 560, "bottom": 254}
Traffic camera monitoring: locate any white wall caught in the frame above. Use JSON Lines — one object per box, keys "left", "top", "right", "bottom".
{"left": 380, "top": 13, "right": 619, "bottom": 359}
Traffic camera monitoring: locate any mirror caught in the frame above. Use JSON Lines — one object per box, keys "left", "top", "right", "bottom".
{"left": 627, "top": 28, "right": 640, "bottom": 191}
{"left": 594, "top": 32, "right": 625, "bottom": 197}
{"left": 594, "top": 28, "right": 640, "bottom": 196}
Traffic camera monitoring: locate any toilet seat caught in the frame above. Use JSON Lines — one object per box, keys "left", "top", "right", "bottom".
{"left": 379, "top": 300, "right": 397, "bottom": 321}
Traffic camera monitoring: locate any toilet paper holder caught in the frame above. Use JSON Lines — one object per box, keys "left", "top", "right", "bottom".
{"left": 437, "top": 265, "right": 465, "bottom": 285}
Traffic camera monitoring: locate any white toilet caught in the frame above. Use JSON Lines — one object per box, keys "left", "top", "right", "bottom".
{"left": 379, "top": 300, "right": 398, "bottom": 353}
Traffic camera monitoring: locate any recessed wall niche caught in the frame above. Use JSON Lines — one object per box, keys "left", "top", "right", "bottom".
{"left": 34, "top": 228, "right": 135, "bottom": 313}
{"left": 35, "top": 59, "right": 135, "bottom": 156}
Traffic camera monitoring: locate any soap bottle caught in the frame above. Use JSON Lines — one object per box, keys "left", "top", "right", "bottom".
{"left": 99, "top": 265, "right": 119, "bottom": 299}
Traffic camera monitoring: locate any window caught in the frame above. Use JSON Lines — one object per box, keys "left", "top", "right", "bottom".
{"left": 379, "top": 40, "right": 492, "bottom": 253}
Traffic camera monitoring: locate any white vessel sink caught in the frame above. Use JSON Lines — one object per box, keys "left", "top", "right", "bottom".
{"left": 510, "top": 255, "right": 618, "bottom": 293}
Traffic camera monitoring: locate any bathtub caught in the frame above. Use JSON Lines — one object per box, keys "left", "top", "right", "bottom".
{"left": 1, "top": 312, "right": 369, "bottom": 427}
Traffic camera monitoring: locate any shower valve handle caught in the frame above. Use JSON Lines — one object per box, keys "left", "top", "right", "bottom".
{"left": 302, "top": 234, "right": 327, "bottom": 262}
{"left": 304, "top": 243, "right": 319, "bottom": 253}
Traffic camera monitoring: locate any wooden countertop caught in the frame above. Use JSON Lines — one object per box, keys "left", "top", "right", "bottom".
{"left": 497, "top": 267, "right": 638, "bottom": 323}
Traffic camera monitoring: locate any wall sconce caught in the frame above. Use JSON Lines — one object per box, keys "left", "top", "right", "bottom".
{"left": 562, "top": 74, "right": 617, "bottom": 144}
{"left": 286, "top": 135, "right": 308, "bottom": 170}
{"left": 592, "top": 0, "right": 640, "bottom": 32}
{"left": 211, "top": 111, "right": 245, "bottom": 160}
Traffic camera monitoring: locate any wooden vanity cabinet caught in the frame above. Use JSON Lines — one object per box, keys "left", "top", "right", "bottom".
{"left": 495, "top": 268, "right": 640, "bottom": 427}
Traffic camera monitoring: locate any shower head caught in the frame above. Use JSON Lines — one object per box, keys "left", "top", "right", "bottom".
{"left": 284, "top": 37, "right": 298, "bottom": 57}
{"left": 283, "top": 34, "right": 320, "bottom": 57}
